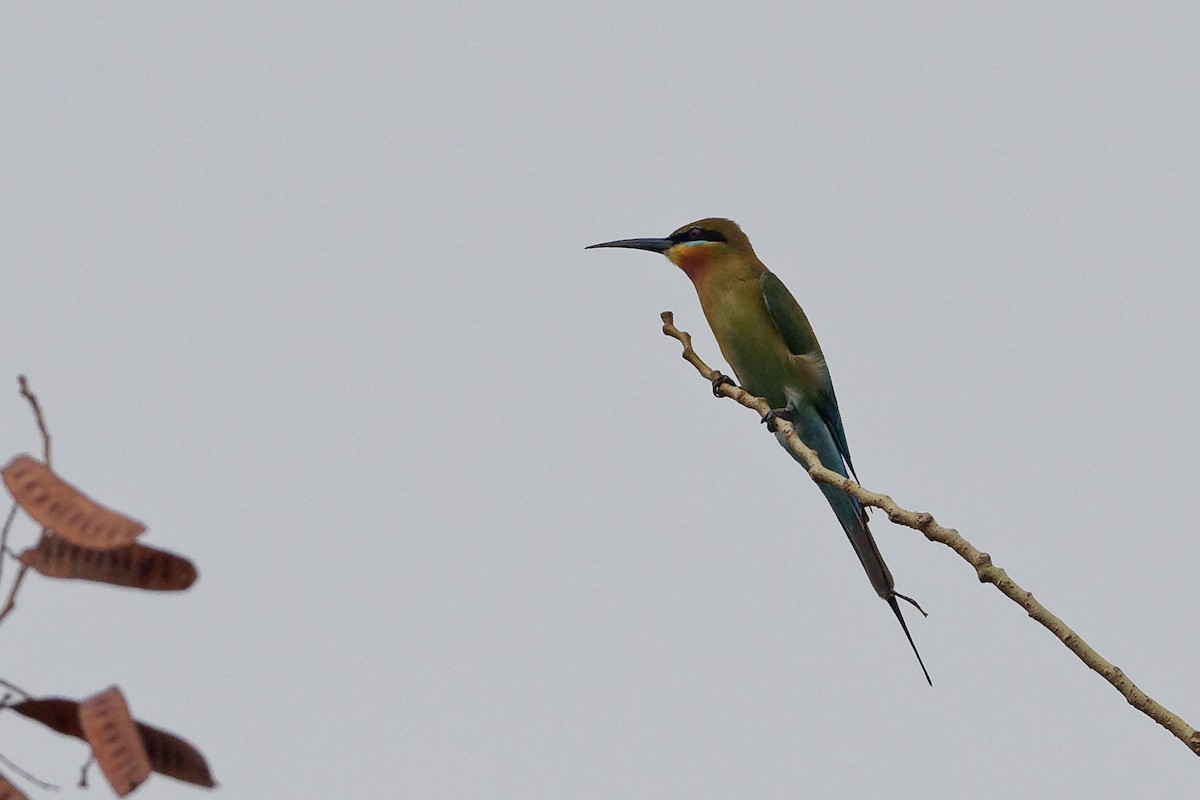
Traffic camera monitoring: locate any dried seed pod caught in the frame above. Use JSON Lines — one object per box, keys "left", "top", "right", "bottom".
{"left": 19, "top": 538, "right": 197, "bottom": 591}
{"left": 78, "top": 687, "right": 151, "bottom": 797}
{"left": 11, "top": 697, "right": 82, "bottom": 738}
{"left": 13, "top": 697, "right": 216, "bottom": 789}
{"left": 138, "top": 723, "right": 216, "bottom": 788}
{"left": 1, "top": 455, "right": 145, "bottom": 550}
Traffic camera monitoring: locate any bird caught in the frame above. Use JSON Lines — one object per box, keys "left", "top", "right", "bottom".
{"left": 586, "top": 217, "right": 931, "bottom": 685}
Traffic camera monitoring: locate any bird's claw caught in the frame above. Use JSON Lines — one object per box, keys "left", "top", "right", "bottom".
{"left": 710, "top": 373, "right": 736, "bottom": 397}
{"left": 760, "top": 407, "right": 796, "bottom": 432}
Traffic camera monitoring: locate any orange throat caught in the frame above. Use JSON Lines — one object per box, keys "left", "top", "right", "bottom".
{"left": 669, "top": 244, "right": 713, "bottom": 283}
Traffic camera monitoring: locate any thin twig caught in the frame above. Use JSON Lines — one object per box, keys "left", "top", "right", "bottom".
{"left": 0, "top": 503, "right": 15, "bottom": 587}
{"left": 0, "top": 749, "right": 60, "bottom": 792}
{"left": 77, "top": 755, "right": 94, "bottom": 789}
{"left": 17, "top": 375, "right": 51, "bottom": 468}
{"left": 0, "top": 568, "right": 30, "bottom": 627}
{"left": 660, "top": 310, "right": 1200, "bottom": 757}
{"left": 0, "top": 679, "right": 31, "bottom": 700}
{"left": 0, "top": 377, "right": 54, "bottom": 627}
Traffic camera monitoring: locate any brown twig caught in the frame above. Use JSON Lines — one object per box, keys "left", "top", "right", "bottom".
{"left": 17, "top": 376, "right": 51, "bottom": 468}
{"left": 660, "top": 310, "right": 1200, "bottom": 757}
{"left": 0, "top": 376, "right": 54, "bottom": 626}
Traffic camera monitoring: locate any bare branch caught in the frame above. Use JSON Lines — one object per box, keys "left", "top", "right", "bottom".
{"left": 660, "top": 310, "right": 1200, "bottom": 757}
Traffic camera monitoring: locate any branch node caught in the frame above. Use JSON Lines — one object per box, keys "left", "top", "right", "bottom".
{"left": 1022, "top": 591, "right": 1038, "bottom": 614}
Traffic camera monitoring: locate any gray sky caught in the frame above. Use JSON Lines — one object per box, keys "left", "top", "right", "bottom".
{"left": 3, "top": 3, "right": 1199, "bottom": 797}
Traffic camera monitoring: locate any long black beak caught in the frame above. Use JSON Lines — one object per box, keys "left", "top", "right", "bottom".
{"left": 585, "top": 237, "right": 674, "bottom": 253}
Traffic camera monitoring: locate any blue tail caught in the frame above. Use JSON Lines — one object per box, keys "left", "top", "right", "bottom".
{"left": 779, "top": 405, "right": 932, "bottom": 685}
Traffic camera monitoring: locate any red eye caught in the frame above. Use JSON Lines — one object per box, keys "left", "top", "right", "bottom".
{"left": 688, "top": 227, "right": 702, "bottom": 239}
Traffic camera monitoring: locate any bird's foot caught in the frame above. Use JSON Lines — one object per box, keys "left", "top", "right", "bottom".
{"left": 892, "top": 591, "right": 929, "bottom": 618}
{"left": 760, "top": 407, "right": 796, "bottom": 432}
{"left": 710, "top": 372, "right": 736, "bottom": 397}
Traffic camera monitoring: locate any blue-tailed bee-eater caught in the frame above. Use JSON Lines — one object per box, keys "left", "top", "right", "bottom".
{"left": 587, "top": 218, "right": 931, "bottom": 685}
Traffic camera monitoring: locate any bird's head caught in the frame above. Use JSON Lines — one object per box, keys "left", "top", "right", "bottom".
{"left": 586, "top": 218, "right": 758, "bottom": 280}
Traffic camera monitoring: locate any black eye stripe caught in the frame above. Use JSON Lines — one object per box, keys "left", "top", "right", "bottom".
{"left": 668, "top": 226, "right": 728, "bottom": 244}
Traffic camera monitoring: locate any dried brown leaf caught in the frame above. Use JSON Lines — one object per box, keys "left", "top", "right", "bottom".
{"left": 19, "top": 538, "right": 197, "bottom": 591}
{"left": 78, "top": 687, "right": 151, "bottom": 797}
{"left": 12, "top": 697, "right": 215, "bottom": 789}
{"left": 1, "top": 455, "right": 145, "bottom": 550}
{"left": 0, "top": 771, "right": 28, "bottom": 800}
